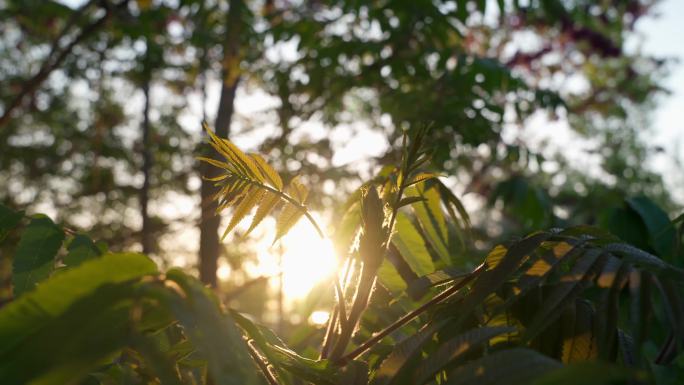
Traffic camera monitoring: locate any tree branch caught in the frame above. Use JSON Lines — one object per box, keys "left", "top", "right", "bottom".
{"left": 0, "top": 0, "right": 129, "bottom": 128}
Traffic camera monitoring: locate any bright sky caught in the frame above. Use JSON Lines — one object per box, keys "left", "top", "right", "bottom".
{"left": 634, "top": 0, "right": 684, "bottom": 191}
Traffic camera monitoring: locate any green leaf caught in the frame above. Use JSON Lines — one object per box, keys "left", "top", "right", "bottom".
{"left": 442, "top": 348, "right": 561, "bottom": 385}
{"left": 523, "top": 249, "right": 603, "bottom": 342}
{"left": 64, "top": 234, "right": 102, "bottom": 267}
{"left": 493, "top": 241, "right": 582, "bottom": 314}
{"left": 130, "top": 333, "right": 185, "bottom": 385}
{"left": 338, "top": 360, "right": 368, "bottom": 385}
{"left": 0, "top": 281, "right": 141, "bottom": 385}
{"left": 0, "top": 203, "right": 22, "bottom": 242}
{"left": 377, "top": 259, "right": 407, "bottom": 294}
{"left": 413, "top": 326, "right": 514, "bottom": 384}
{"left": 250, "top": 153, "right": 283, "bottom": 190}
{"left": 0, "top": 253, "right": 157, "bottom": 358}
{"left": 274, "top": 202, "right": 306, "bottom": 244}
{"left": 332, "top": 201, "right": 361, "bottom": 256}
{"left": 231, "top": 309, "right": 338, "bottom": 385}
{"left": 594, "top": 256, "right": 628, "bottom": 360}
{"left": 371, "top": 320, "right": 447, "bottom": 385}
{"left": 626, "top": 196, "right": 676, "bottom": 259}
{"left": 405, "top": 172, "right": 439, "bottom": 187}
{"left": 392, "top": 212, "right": 435, "bottom": 277}
{"left": 605, "top": 243, "right": 684, "bottom": 279}
{"left": 394, "top": 196, "right": 426, "bottom": 209}
{"left": 12, "top": 215, "right": 65, "bottom": 297}
{"left": 560, "top": 300, "right": 597, "bottom": 363}
{"left": 164, "top": 269, "right": 260, "bottom": 385}
{"left": 456, "top": 232, "right": 550, "bottom": 326}
{"left": 222, "top": 187, "right": 264, "bottom": 239}
{"left": 407, "top": 184, "right": 450, "bottom": 263}
{"left": 406, "top": 267, "right": 469, "bottom": 300}
{"left": 245, "top": 192, "right": 281, "bottom": 236}
{"left": 436, "top": 179, "right": 471, "bottom": 231}
{"left": 531, "top": 362, "right": 645, "bottom": 385}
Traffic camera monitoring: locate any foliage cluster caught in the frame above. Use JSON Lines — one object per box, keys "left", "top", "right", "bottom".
{"left": 1, "top": 129, "right": 683, "bottom": 385}
{"left": 0, "top": 0, "right": 673, "bottom": 276}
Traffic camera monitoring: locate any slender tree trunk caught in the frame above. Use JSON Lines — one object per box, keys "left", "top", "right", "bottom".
{"left": 140, "top": 77, "right": 153, "bottom": 255}
{"left": 198, "top": 0, "right": 243, "bottom": 287}
{"left": 199, "top": 79, "right": 239, "bottom": 286}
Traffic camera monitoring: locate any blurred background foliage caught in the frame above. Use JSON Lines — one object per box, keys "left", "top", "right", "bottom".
{"left": 0, "top": 0, "right": 681, "bottom": 335}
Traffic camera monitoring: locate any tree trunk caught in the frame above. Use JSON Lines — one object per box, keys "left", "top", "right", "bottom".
{"left": 140, "top": 77, "right": 153, "bottom": 255}
{"left": 199, "top": 79, "right": 239, "bottom": 286}
{"left": 198, "top": 0, "right": 243, "bottom": 287}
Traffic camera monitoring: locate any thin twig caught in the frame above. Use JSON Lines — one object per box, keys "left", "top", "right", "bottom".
{"left": 321, "top": 257, "right": 355, "bottom": 358}
{"left": 319, "top": 304, "right": 339, "bottom": 359}
{"left": 335, "top": 263, "right": 486, "bottom": 365}
{"left": 245, "top": 339, "right": 280, "bottom": 385}
{"left": 334, "top": 278, "right": 347, "bottom": 325}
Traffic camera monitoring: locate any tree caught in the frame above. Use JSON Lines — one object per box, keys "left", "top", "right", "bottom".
{"left": 0, "top": 0, "right": 676, "bottom": 307}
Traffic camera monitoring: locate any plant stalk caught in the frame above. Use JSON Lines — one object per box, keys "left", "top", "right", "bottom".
{"left": 335, "top": 263, "right": 485, "bottom": 365}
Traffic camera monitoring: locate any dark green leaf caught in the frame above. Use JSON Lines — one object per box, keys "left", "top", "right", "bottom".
{"left": 414, "top": 326, "right": 514, "bottom": 384}
{"left": 0, "top": 253, "right": 157, "bottom": 358}
{"left": 12, "top": 215, "right": 65, "bottom": 297}
{"left": 627, "top": 196, "right": 676, "bottom": 259}
{"left": 372, "top": 321, "right": 446, "bottom": 385}
{"left": 164, "top": 269, "right": 261, "bottom": 385}
{"left": 443, "top": 348, "right": 560, "bottom": 385}
{"left": 64, "top": 234, "right": 102, "bottom": 267}
{"left": 0, "top": 203, "right": 22, "bottom": 242}
{"left": 523, "top": 249, "right": 603, "bottom": 342}
{"left": 531, "top": 362, "right": 645, "bottom": 385}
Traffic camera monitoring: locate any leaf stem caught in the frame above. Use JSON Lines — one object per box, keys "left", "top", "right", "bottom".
{"left": 319, "top": 304, "right": 339, "bottom": 359}
{"left": 335, "top": 263, "right": 486, "bottom": 366}
{"left": 321, "top": 257, "right": 355, "bottom": 358}
{"left": 334, "top": 278, "right": 348, "bottom": 325}
{"left": 234, "top": 175, "right": 325, "bottom": 238}
{"left": 246, "top": 339, "right": 281, "bottom": 385}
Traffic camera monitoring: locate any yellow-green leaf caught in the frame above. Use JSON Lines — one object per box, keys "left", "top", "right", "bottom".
{"left": 274, "top": 203, "right": 304, "bottom": 243}
{"left": 222, "top": 187, "right": 264, "bottom": 240}
{"left": 197, "top": 156, "right": 232, "bottom": 171}
{"left": 204, "top": 124, "right": 262, "bottom": 181}
{"left": 377, "top": 259, "right": 407, "bottom": 293}
{"left": 245, "top": 192, "right": 282, "bottom": 237}
{"left": 406, "top": 172, "right": 439, "bottom": 187}
{"left": 392, "top": 212, "right": 435, "bottom": 276}
{"left": 406, "top": 184, "right": 450, "bottom": 263}
{"left": 288, "top": 176, "right": 309, "bottom": 204}
{"left": 250, "top": 153, "right": 283, "bottom": 190}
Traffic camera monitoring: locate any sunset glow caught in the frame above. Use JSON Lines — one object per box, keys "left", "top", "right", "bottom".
{"left": 249, "top": 215, "right": 338, "bottom": 301}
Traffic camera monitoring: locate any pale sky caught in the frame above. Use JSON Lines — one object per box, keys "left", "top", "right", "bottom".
{"left": 636, "top": 0, "right": 684, "bottom": 145}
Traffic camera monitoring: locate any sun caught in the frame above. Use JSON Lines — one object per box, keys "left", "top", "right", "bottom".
{"left": 247, "top": 213, "right": 338, "bottom": 301}
{"left": 278, "top": 216, "right": 338, "bottom": 299}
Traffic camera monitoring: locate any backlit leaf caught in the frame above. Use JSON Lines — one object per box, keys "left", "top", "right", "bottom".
{"left": 392, "top": 212, "right": 435, "bottom": 277}
{"left": 222, "top": 187, "right": 264, "bottom": 240}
